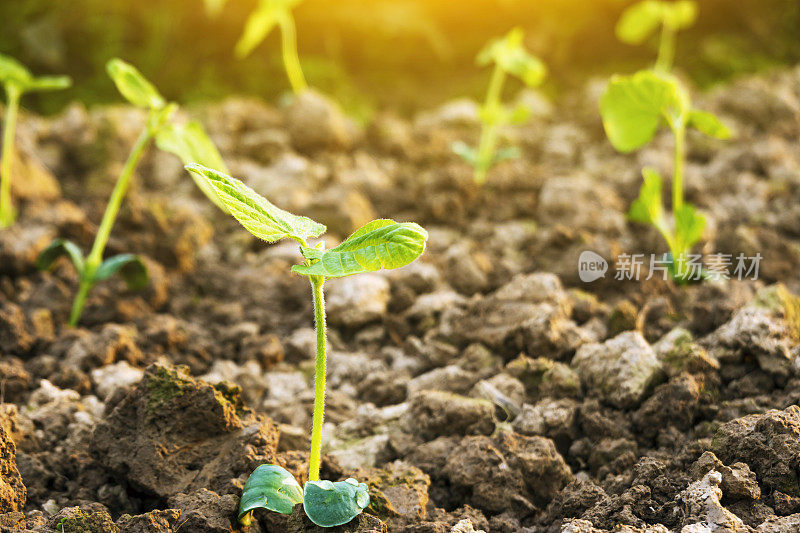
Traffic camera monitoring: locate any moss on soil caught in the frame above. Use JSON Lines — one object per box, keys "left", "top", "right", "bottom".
{"left": 145, "top": 365, "right": 191, "bottom": 413}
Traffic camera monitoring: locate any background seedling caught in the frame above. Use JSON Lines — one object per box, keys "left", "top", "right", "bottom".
{"left": 616, "top": 0, "right": 697, "bottom": 72}
{"left": 0, "top": 54, "right": 70, "bottom": 228}
{"left": 185, "top": 164, "right": 427, "bottom": 527}
{"left": 452, "top": 28, "right": 546, "bottom": 184}
{"left": 600, "top": 69, "right": 730, "bottom": 282}
{"left": 37, "top": 58, "right": 228, "bottom": 326}
{"left": 234, "top": 0, "right": 307, "bottom": 94}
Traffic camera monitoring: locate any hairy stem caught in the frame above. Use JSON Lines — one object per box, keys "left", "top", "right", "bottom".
{"left": 308, "top": 274, "right": 326, "bottom": 481}
{"left": 655, "top": 22, "right": 676, "bottom": 73}
{"left": 475, "top": 63, "right": 506, "bottom": 184}
{"left": 278, "top": 11, "right": 307, "bottom": 95}
{"left": 0, "top": 85, "right": 21, "bottom": 228}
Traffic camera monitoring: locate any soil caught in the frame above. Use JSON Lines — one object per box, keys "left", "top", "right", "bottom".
{"left": 1, "top": 65, "right": 800, "bottom": 532}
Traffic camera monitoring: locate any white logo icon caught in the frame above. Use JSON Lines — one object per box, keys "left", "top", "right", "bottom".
{"left": 578, "top": 251, "right": 608, "bottom": 282}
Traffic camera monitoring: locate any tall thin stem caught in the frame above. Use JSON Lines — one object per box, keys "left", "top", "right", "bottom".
{"left": 655, "top": 23, "right": 676, "bottom": 73}
{"left": 0, "top": 85, "right": 21, "bottom": 228}
{"left": 86, "top": 126, "right": 152, "bottom": 267}
{"left": 672, "top": 124, "right": 685, "bottom": 213}
{"left": 670, "top": 123, "right": 687, "bottom": 278}
{"left": 70, "top": 123, "right": 154, "bottom": 326}
{"left": 475, "top": 63, "right": 506, "bottom": 184}
{"left": 308, "top": 274, "right": 327, "bottom": 481}
{"left": 278, "top": 11, "right": 307, "bottom": 95}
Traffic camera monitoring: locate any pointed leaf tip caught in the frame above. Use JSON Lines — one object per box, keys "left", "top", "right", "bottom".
{"left": 186, "top": 164, "right": 325, "bottom": 244}
{"left": 106, "top": 58, "right": 165, "bottom": 110}
{"left": 36, "top": 239, "right": 85, "bottom": 274}
{"left": 94, "top": 254, "right": 148, "bottom": 290}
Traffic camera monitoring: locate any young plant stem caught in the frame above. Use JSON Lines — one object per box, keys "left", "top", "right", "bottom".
{"left": 671, "top": 123, "right": 687, "bottom": 278}
{"left": 475, "top": 63, "right": 506, "bottom": 184}
{"left": 672, "top": 124, "right": 685, "bottom": 213}
{"left": 69, "top": 278, "right": 93, "bottom": 326}
{"left": 655, "top": 22, "right": 676, "bottom": 73}
{"left": 69, "top": 125, "right": 153, "bottom": 326}
{"left": 277, "top": 10, "right": 308, "bottom": 95}
{"left": 0, "top": 85, "right": 21, "bottom": 228}
{"left": 308, "top": 274, "right": 327, "bottom": 481}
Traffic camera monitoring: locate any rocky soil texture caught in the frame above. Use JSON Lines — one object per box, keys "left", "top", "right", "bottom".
{"left": 1, "top": 66, "right": 800, "bottom": 532}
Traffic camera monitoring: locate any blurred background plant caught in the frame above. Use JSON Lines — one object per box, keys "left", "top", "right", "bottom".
{"left": 2, "top": 0, "right": 799, "bottom": 119}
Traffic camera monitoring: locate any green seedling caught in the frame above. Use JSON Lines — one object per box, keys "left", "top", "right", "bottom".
{"left": 452, "top": 28, "right": 546, "bottom": 184}
{"left": 185, "top": 164, "right": 427, "bottom": 527}
{"left": 616, "top": 0, "right": 697, "bottom": 72}
{"left": 0, "top": 53, "right": 71, "bottom": 228}
{"left": 235, "top": 0, "right": 307, "bottom": 94}
{"left": 600, "top": 69, "right": 730, "bottom": 282}
{"left": 37, "top": 58, "right": 228, "bottom": 326}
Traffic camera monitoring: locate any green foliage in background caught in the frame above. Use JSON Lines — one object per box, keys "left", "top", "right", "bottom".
{"left": 600, "top": 69, "right": 730, "bottom": 282}
{"left": 1, "top": 0, "right": 798, "bottom": 115}
{"left": 452, "top": 28, "right": 546, "bottom": 184}
{"left": 616, "top": 0, "right": 697, "bottom": 71}
{"left": 37, "top": 59, "right": 228, "bottom": 326}
{"left": 0, "top": 53, "right": 70, "bottom": 227}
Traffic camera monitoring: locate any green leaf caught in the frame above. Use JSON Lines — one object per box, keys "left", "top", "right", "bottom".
{"left": 507, "top": 103, "right": 531, "bottom": 125}
{"left": 616, "top": 1, "right": 664, "bottom": 44}
{"left": 303, "top": 478, "right": 369, "bottom": 528}
{"left": 185, "top": 164, "right": 326, "bottom": 244}
{"left": 673, "top": 203, "right": 706, "bottom": 254}
{"left": 235, "top": 1, "right": 281, "bottom": 58}
{"left": 25, "top": 75, "right": 72, "bottom": 93}
{"left": 492, "top": 146, "right": 521, "bottom": 165}
{"left": 452, "top": 141, "right": 478, "bottom": 167}
{"left": 238, "top": 464, "right": 304, "bottom": 521}
{"left": 93, "top": 254, "right": 148, "bottom": 290}
{"left": 662, "top": 0, "right": 697, "bottom": 30}
{"left": 616, "top": 1, "right": 696, "bottom": 44}
{"left": 235, "top": 0, "right": 302, "bottom": 58}
{"left": 628, "top": 167, "right": 665, "bottom": 226}
{"left": 599, "top": 70, "right": 688, "bottom": 153}
{"left": 0, "top": 53, "right": 32, "bottom": 88}
{"left": 687, "top": 110, "right": 731, "bottom": 139}
{"left": 106, "top": 58, "right": 165, "bottom": 110}
{"left": 291, "top": 219, "right": 428, "bottom": 278}
{"left": 36, "top": 239, "right": 85, "bottom": 274}
{"left": 155, "top": 121, "right": 229, "bottom": 212}
{"left": 0, "top": 53, "right": 71, "bottom": 94}
{"left": 477, "top": 28, "right": 546, "bottom": 87}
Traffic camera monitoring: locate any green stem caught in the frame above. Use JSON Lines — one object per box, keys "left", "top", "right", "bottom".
{"left": 71, "top": 122, "right": 154, "bottom": 326}
{"left": 475, "top": 64, "right": 506, "bottom": 184}
{"left": 278, "top": 11, "right": 307, "bottom": 95}
{"left": 655, "top": 22, "right": 676, "bottom": 72}
{"left": 308, "top": 274, "right": 326, "bottom": 481}
{"left": 86, "top": 125, "right": 153, "bottom": 267}
{"left": 69, "top": 278, "right": 93, "bottom": 327}
{"left": 672, "top": 124, "right": 685, "bottom": 213}
{"left": 0, "top": 85, "right": 21, "bottom": 228}
{"left": 670, "top": 123, "right": 687, "bottom": 278}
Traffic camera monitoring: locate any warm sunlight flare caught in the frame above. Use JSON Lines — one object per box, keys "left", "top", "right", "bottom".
{"left": 2, "top": 0, "right": 799, "bottom": 530}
